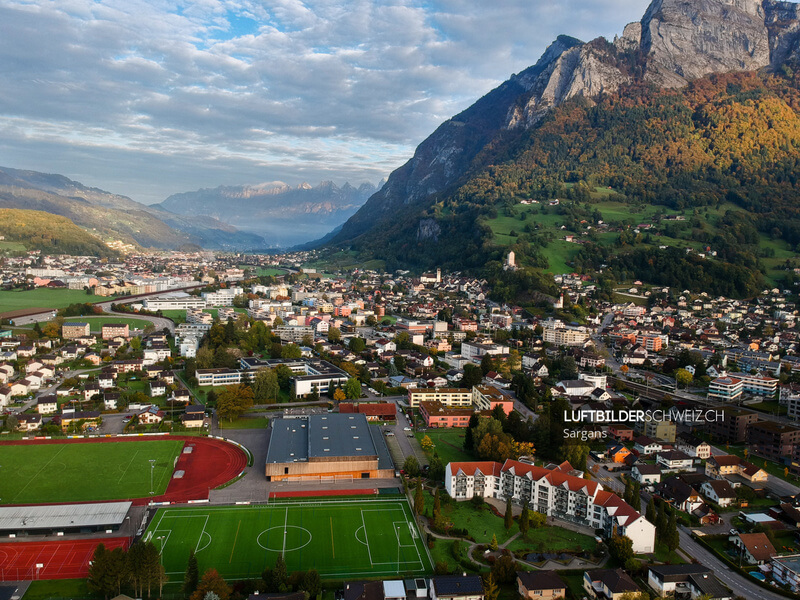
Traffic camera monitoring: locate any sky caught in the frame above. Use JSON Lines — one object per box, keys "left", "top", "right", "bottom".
{"left": 0, "top": 0, "right": 651, "bottom": 205}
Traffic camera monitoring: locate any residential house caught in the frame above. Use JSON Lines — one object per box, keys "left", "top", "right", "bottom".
{"left": 517, "top": 571, "right": 567, "bottom": 600}
{"left": 138, "top": 405, "right": 165, "bottom": 425}
{"left": 17, "top": 413, "right": 41, "bottom": 431}
{"left": 632, "top": 464, "right": 662, "bottom": 485}
{"left": 606, "top": 444, "right": 632, "bottom": 464}
{"left": 700, "top": 480, "right": 737, "bottom": 508}
{"left": 656, "top": 477, "right": 704, "bottom": 513}
{"left": 676, "top": 433, "right": 712, "bottom": 459}
{"left": 647, "top": 565, "right": 732, "bottom": 600}
{"left": 705, "top": 455, "right": 768, "bottom": 483}
{"left": 633, "top": 436, "right": 663, "bottom": 456}
{"left": 583, "top": 569, "right": 640, "bottom": 600}
{"left": 656, "top": 450, "right": 694, "bottom": 471}
{"left": 732, "top": 532, "right": 777, "bottom": 565}
{"left": 36, "top": 395, "right": 58, "bottom": 414}
{"left": 181, "top": 405, "right": 205, "bottom": 428}
{"left": 149, "top": 380, "right": 167, "bottom": 397}
{"left": 430, "top": 575, "right": 484, "bottom": 600}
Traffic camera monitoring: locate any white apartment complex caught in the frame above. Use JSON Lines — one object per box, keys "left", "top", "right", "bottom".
{"left": 445, "top": 459, "right": 655, "bottom": 553}
{"left": 407, "top": 387, "right": 473, "bottom": 409}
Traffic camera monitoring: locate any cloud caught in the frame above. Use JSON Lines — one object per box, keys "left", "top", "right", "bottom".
{"left": 0, "top": 0, "right": 651, "bottom": 204}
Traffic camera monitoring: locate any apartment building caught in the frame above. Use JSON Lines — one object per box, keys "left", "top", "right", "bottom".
{"left": 472, "top": 386, "right": 514, "bottom": 415}
{"left": 419, "top": 401, "right": 474, "bottom": 428}
{"left": 747, "top": 421, "right": 800, "bottom": 463}
{"left": 542, "top": 326, "right": 590, "bottom": 347}
{"left": 62, "top": 322, "right": 90, "bottom": 339}
{"left": 445, "top": 459, "right": 655, "bottom": 553}
{"left": 461, "top": 339, "right": 509, "bottom": 363}
{"left": 737, "top": 372, "right": 779, "bottom": 397}
{"left": 707, "top": 377, "right": 743, "bottom": 402}
{"left": 706, "top": 408, "right": 759, "bottom": 443}
{"left": 407, "top": 387, "right": 473, "bottom": 409}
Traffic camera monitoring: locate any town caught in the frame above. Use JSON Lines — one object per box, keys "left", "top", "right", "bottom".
{"left": 0, "top": 248, "right": 799, "bottom": 600}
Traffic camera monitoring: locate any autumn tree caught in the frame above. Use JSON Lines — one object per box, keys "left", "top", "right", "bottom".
{"left": 216, "top": 384, "right": 254, "bottom": 422}
{"left": 190, "top": 569, "right": 231, "bottom": 600}
{"left": 252, "top": 369, "right": 279, "bottom": 403}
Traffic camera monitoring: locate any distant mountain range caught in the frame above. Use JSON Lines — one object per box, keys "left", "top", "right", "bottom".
{"left": 154, "top": 180, "right": 377, "bottom": 247}
{"left": 0, "top": 166, "right": 376, "bottom": 251}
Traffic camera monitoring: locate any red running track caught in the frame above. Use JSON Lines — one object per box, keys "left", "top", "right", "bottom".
{"left": 0, "top": 538, "right": 129, "bottom": 581}
{"left": 0, "top": 435, "right": 248, "bottom": 506}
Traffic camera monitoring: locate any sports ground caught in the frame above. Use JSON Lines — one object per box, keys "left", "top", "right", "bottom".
{"left": 0, "top": 436, "right": 247, "bottom": 505}
{"left": 0, "top": 439, "right": 183, "bottom": 504}
{"left": 0, "top": 538, "right": 129, "bottom": 581}
{"left": 144, "top": 498, "right": 433, "bottom": 580}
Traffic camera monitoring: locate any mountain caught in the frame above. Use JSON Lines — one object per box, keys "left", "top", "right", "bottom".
{"left": 155, "top": 180, "right": 376, "bottom": 247}
{"left": 0, "top": 208, "right": 118, "bottom": 258}
{"left": 324, "top": 0, "right": 800, "bottom": 296}
{"left": 0, "top": 167, "right": 266, "bottom": 250}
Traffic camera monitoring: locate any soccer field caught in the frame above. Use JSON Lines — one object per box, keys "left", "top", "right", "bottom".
{"left": 0, "top": 440, "right": 183, "bottom": 504}
{"left": 144, "top": 498, "right": 433, "bottom": 580}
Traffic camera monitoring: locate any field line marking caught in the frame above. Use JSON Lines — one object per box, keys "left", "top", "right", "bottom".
{"left": 330, "top": 516, "right": 335, "bottom": 559}
{"left": 229, "top": 520, "right": 241, "bottom": 563}
{"left": 195, "top": 515, "right": 210, "bottom": 553}
{"left": 116, "top": 447, "right": 140, "bottom": 484}
{"left": 360, "top": 510, "right": 373, "bottom": 566}
{"left": 282, "top": 507, "right": 288, "bottom": 555}
{"left": 12, "top": 444, "right": 67, "bottom": 501}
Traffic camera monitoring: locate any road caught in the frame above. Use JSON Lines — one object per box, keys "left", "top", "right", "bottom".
{"left": 678, "top": 528, "right": 787, "bottom": 600}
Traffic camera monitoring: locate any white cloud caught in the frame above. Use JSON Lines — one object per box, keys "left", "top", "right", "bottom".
{"left": 0, "top": 0, "right": 651, "bottom": 203}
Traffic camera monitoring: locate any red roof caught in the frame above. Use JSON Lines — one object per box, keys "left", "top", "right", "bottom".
{"left": 449, "top": 461, "right": 503, "bottom": 478}
{"left": 501, "top": 459, "right": 601, "bottom": 496}
{"left": 593, "top": 490, "right": 643, "bottom": 526}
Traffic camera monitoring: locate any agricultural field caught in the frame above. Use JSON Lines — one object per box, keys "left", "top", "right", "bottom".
{"left": 0, "top": 440, "right": 183, "bottom": 504}
{"left": 143, "top": 498, "right": 431, "bottom": 580}
{"left": 0, "top": 289, "right": 106, "bottom": 315}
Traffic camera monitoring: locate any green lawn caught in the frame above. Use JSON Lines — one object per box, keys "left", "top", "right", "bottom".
{"left": 506, "top": 526, "right": 598, "bottom": 555}
{"left": 238, "top": 266, "right": 287, "bottom": 277}
{"left": 0, "top": 440, "right": 183, "bottom": 504}
{"left": 144, "top": 498, "right": 432, "bottom": 580}
{"left": 219, "top": 416, "right": 270, "bottom": 429}
{"left": 426, "top": 492, "right": 518, "bottom": 545}
{"left": 0, "top": 288, "right": 106, "bottom": 314}
{"left": 60, "top": 315, "right": 152, "bottom": 332}
{"left": 20, "top": 579, "right": 94, "bottom": 600}
{"left": 416, "top": 429, "right": 473, "bottom": 465}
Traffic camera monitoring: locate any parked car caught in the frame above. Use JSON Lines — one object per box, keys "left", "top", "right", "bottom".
{"left": 403, "top": 426, "right": 412, "bottom": 432}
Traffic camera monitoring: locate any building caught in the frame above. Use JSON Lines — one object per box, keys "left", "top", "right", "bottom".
{"left": 705, "top": 455, "right": 768, "bottom": 483}
{"left": 143, "top": 296, "right": 206, "bottom": 310}
{"left": 36, "top": 395, "right": 58, "bottom": 414}
{"left": 339, "top": 402, "right": 396, "bottom": 421}
{"left": 264, "top": 413, "right": 394, "bottom": 482}
{"left": 656, "top": 450, "right": 693, "bottom": 470}
{"left": 773, "top": 554, "right": 800, "bottom": 593}
{"left": 196, "top": 368, "right": 242, "bottom": 387}
{"left": 181, "top": 405, "right": 206, "bottom": 428}
{"left": 747, "top": 421, "right": 800, "bottom": 463}
{"left": 62, "top": 322, "right": 90, "bottom": 339}
{"left": 472, "top": 386, "right": 513, "bottom": 415}
{"left": 407, "top": 388, "right": 473, "bottom": 409}
{"left": 647, "top": 565, "right": 732, "bottom": 600}
{"left": 517, "top": 571, "right": 566, "bottom": 600}
{"left": 419, "top": 401, "right": 474, "bottom": 428}
{"left": 676, "top": 433, "right": 712, "bottom": 459}
{"left": 700, "top": 480, "right": 737, "bottom": 507}
{"left": 707, "top": 377, "right": 743, "bottom": 402}
{"left": 274, "top": 325, "right": 314, "bottom": 343}
{"left": 461, "top": 339, "right": 509, "bottom": 363}
{"left": 101, "top": 323, "right": 130, "bottom": 340}
{"left": 583, "top": 569, "right": 640, "bottom": 600}
{"left": 706, "top": 408, "right": 759, "bottom": 443}
{"left": 643, "top": 418, "right": 677, "bottom": 443}
{"left": 430, "top": 575, "right": 484, "bottom": 600}
{"left": 445, "top": 459, "right": 655, "bottom": 553}
{"left": 737, "top": 372, "right": 779, "bottom": 397}
{"left": 542, "top": 325, "right": 590, "bottom": 347}
{"left": 631, "top": 464, "right": 662, "bottom": 485}
{"left": 732, "top": 532, "right": 777, "bottom": 565}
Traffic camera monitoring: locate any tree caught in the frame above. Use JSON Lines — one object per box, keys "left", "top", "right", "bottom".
{"left": 491, "top": 554, "right": 516, "bottom": 584}
{"left": 349, "top": 337, "right": 366, "bottom": 353}
{"left": 665, "top": 510, "right": 680, "bottom": 551}
{"left": 190, "top": 569, "right": 231, "bottom": 600}
{"left": 252, "top": 369, "right": 279, "bottom": 403}
{"left": 428, "top": 455, "right": 444, "bottom": 481}
{"left": 301, "top": 569, "right": 322, "bottom": 599}
{"left": 216, "top": 384, "right": 254, "bottom": 422}
{"left": 183, "top": 549, "right": 199, "bottom": 598}
{"left": 675, "top": 368, "right": 693, "bottom": 389}
{"left": 126, "top": 542, "right": 146, "bottom": 598}
{"left": 421, "top": 435, "right": 434, "bottom": 452}
{"left": 656, "top": 503, "right": 668, "bottom": 540}
{"left": 530, "top": 512, "right": 546, "bottom": 529}
{"left": 270, "top": 554, "right": 288, "bottom": 593}
{"left": 646, "top": 498, "right": 656, "bottom": 524}
{"left": 328, "top": 327, "right": 341, "bottom": 343}
{"left": 483, "top": 573, "right": 499, "bottom": 600}
{"left": 608, "top": 535, "right": 634, "bottom": 564}
{"left": 414, "top": 479, "right": 424, "bottom": 515}
{"left": 488, "top": 534, "right": 498, "bottom": 551}
{"left": 344, "top": 378, "right": 362, "bottom": 400}
{"left": 403, "top": 455, "right": 420, "bottom": 477}
{"left": 281, "top": 343, "right": 302, "bottom": 360}
{"left": 333, "top": 388, "right": 346, "bottom": 402}
{"left": 504, "top": 497, "right": 513, "bottom": 530}
{"left": 462, "top": 364, "right": 483, "bottom": 388}
{"left": 519, "top": 503, "right": 530, "bottom": 539}
{"left": 87, "top": 543, "right": 115, "bottom": 599}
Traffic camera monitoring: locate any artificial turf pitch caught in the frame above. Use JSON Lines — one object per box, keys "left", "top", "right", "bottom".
{"left": 0, "top": 440, "right": 183, "bottom": 504}
{"left": 144, "top": 499, "right": 433, "bottom": 580}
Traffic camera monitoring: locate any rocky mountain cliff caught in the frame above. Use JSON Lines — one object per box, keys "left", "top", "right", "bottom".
{"left": 328, "top": 0, "right": 800, "bottom": 254}
{"left": 156, "top": 180, "right": 376, "bottom": 247}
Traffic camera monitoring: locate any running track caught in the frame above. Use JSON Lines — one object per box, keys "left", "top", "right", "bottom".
{"left": 0, "top": 435, "right": 248, "bottom": 506}
{"left": 0, "top": 538, "right": 129, "bottom": 581}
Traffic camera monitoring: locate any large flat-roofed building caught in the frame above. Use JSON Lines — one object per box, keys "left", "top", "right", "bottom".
{"left": 240, "top": 357, "right": 349, "bottom": 398}
{"left": 0, "top": 501, "right": 131, "bottom": 535}
{"left": 265, "top": 413, "right": 395, "bottom": 482}
{"left": 143, "top": 295, "right": 207, "bottom": 310}
{"left": 407, "top": 387, "right": 473, "bottom": 409}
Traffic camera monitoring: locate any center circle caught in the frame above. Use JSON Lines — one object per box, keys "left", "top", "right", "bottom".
{"left": 257, "top": 526, "right": 312, "bottom": 552}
